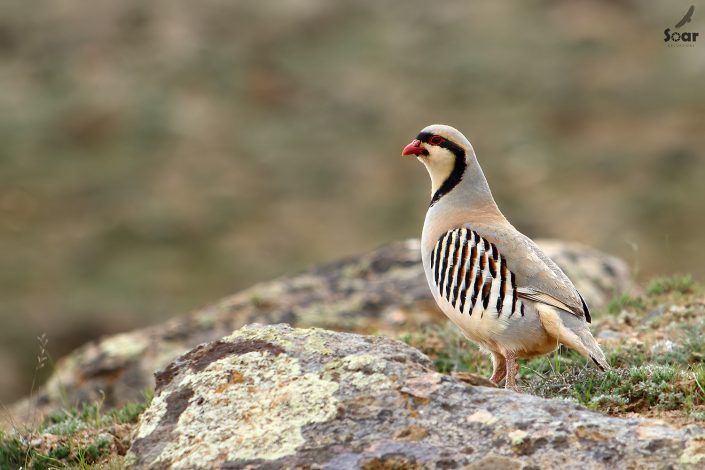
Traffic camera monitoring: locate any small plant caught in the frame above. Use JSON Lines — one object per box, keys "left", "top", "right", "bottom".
{"left": 109, "top": 401, "right": 148, "bottom": 425}
{"left": 400, "top": 324, "right": 491, "bottom": 376}
{"left": 692, "top": 365, "right": 705, "bottom": 402}
{"left": 0, "top": 432, "right": 26, "bottom": 469}
{"left": 0, "top": 398, "right": 148, "bottom": 469}
{"left": 28, "top": 334, "right": 50, "bottom": 423}
{"left": 607, "top": 294, "right": 645, "bottom": 315}
{"left": 647, "top": 274, "right": 694, "bottom": 296}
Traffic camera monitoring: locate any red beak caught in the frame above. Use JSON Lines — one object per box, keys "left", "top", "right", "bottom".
{"left": 402, "top": 139, "right": 427, "bottom": 156}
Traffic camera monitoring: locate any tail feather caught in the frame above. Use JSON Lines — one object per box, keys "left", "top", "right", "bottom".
{"left": 590, "top": 356, "right": 608, "bottom": 371}
{"left": 574, "top": 320, "right": 609, "bottom": 370}
{"left": 535, "top": 304, "right": 609, "bottom": 370}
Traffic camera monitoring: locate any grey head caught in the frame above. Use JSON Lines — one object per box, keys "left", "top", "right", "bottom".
{"left": 402, "top": 124, "right": 494, "bottom": 208}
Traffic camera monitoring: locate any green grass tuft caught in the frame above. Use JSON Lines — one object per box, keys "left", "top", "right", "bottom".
{"left": 606, "top": 294, "right": 646, "bottom": 315}
{"left": 109, "top": 402, "right": 147, "bottom": 425}
{"left": 647, "top": 274, "right": 695, "bottom": 296}
{"left": 0, "top": 397, "right": 149, "bottom": 469}
{"left": 0, "top": 432, "right": 26, "bottom": 470}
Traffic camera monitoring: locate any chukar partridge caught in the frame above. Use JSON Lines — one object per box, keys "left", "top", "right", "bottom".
{"left": 402, "top": 124, "right": 608, "bottom": 389}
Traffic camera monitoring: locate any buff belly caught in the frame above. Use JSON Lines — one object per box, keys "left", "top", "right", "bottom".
{"left": 433, "top": 291, "right": 557, "bottom": 358}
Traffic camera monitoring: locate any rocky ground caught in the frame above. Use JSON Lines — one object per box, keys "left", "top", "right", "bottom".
{"left": 127, "top": 324, "right": 705, "bottom": 469}
{"left": 4, "top": 240, "right": 705, "bottom": 469}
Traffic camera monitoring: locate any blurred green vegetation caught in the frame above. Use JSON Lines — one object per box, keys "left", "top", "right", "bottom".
{"left": 1, "top": 0, "right": 704, "bottom": 402}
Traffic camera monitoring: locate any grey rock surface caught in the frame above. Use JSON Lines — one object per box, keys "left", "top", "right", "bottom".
{"left": 6, "top": 239, "right": 635, "bottom": 428}
{"left": 127, "top": 324, "right": 705, "bottom": 469}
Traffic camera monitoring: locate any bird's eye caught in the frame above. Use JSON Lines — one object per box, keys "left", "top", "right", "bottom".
{"left": 428, "top": 135, "right": 445, "bottom": 146}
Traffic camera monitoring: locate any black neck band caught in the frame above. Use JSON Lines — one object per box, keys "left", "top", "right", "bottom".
{"left": 416, "top": 132, "right": 467, "bottom": 207}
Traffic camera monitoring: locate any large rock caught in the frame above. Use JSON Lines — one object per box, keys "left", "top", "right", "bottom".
{"left": 127, "top": 324, "right": 705, "bottom": 469}
{"left": 7, "top": 239, "right": 635, "bottom": 427}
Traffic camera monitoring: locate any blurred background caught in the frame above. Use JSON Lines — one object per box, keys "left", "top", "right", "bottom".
{"left": 1, "top": 0, "right": 703, "bottom": 402}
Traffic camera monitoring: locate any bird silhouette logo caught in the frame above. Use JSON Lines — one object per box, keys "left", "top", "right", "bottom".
{"left": 675, "top": 5, "right": 695, "bottom": 28}
{"left": 664, "top": 5, "right": 699, "bottom": 45}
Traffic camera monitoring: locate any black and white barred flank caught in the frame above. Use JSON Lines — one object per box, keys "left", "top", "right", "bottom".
{"left": 430, "top": 227, "right": 524, "bottom": 318}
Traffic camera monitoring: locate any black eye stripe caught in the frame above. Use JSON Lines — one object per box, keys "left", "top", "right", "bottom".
{"left": 416, "top": 132, "right": 464, "bottom": 153}
{"left": 416, "top": 131, "right": 435, "bottom": 144}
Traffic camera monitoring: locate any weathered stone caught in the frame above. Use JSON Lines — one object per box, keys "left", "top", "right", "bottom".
{"left": 6, "top": 239, "right": 635, "bottom": 428}
{"left": 127, "top": 324, "right": 704, "bottom": 469}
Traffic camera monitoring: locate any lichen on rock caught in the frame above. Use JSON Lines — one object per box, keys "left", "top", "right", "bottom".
{"left": 127, "top": 324, "right": 705, "bottom": 469}
{"left": 130, "top": 326, "right": 341, "bottom": 467}
{"left": 143, "top": 353, "right": 338, "bottom": 466}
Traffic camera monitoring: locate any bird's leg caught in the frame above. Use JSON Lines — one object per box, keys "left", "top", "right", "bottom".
{"left": 504, "top": 351, "right": 520, "bottom": 390}
{"left": 489, "top": 352, "right": 506, "bottom": 385}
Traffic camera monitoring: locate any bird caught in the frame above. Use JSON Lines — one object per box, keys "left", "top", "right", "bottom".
{"left": 675, "top": 5, "right": 695, "bottom": 29}
{"left": 402, "top": 124, "right": 608, "bottom": 389}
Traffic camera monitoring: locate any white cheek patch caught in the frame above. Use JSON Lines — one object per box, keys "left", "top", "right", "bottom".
{"left": 421, "top": 147, "right": 457, "bottom": 194}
